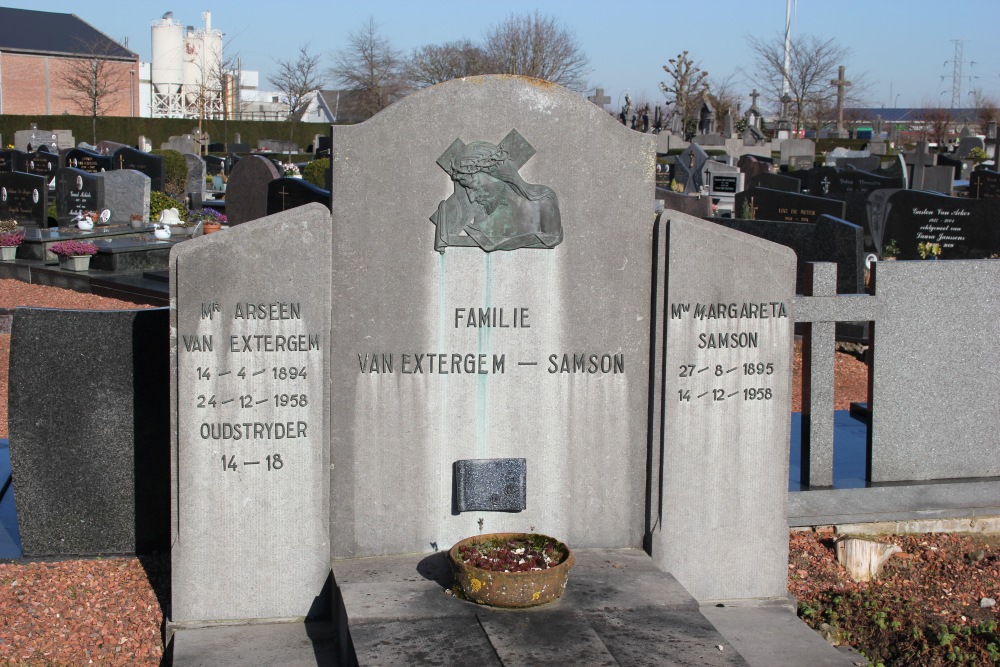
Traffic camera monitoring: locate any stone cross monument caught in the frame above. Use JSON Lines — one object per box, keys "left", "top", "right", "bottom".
{"left": 830, "top": 65, "right": 852, "bottom": 139}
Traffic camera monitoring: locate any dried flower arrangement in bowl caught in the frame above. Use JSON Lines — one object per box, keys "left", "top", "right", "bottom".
{"left": 449, "top": 532, "right": 574, "bottom": 608}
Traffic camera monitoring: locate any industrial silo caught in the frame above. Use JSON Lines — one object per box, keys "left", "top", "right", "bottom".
{"left": 183, "top": 12, "right": 224, "bottom": 118}
{"left": 151, "top": 14, "right": 185, "bottom": 117}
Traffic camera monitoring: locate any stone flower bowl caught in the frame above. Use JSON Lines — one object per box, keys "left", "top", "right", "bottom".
{"left": 449, "top": 532, "right": 575, "bottom": 608}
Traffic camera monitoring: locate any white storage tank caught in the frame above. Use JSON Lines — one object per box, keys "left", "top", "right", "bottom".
{"left": 150, "top": 15, "right": 184, "bottom": 97}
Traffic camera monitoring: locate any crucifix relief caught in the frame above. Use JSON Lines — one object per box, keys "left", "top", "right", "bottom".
{"left": 831, "top": 65, "right": 852, "bottom": 133}
{"left": 430, "top": 129, "right": 562, "bottom": 253}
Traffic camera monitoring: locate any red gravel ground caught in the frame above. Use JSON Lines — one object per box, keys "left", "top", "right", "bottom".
{"left": 0, "top": 280, "right": 995, "bottom": 666}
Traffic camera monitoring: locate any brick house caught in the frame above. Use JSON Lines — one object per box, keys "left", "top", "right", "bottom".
{"left": 0, "top": 7, "right": 139, "bottom": 116}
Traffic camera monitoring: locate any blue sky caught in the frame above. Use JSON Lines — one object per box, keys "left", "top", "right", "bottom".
{"left": 7, "top": 0, "right": 1000, "bottom": 110}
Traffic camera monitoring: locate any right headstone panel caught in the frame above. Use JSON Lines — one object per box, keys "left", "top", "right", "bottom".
{"left": 653, "top": 213, "right": 795, "bottom": 603}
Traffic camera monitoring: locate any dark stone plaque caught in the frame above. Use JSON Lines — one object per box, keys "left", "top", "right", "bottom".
{"left": 430, "top": 129, "right": 562, "bottom": 252}
{"left": 55, "top": 167, "right": 105, "bottom": 224}
{"left": 112, "top": 146, "right": 165, "bottom": 192}
{"left": 454, "top": 458, "right": 527, "bottom": 512}
{"left": 710, "top": 174, "right": 739, "bottom": 194}
{"left": 0, "top": 171, "right": 48, "bottom": 225}
{"left": 65, "top": 147, "right": 113, "bottom": 173}
{"left": 736, "top": 187, "right": 845, "bottom": 224}
{"left": 266, "top": 177, "right": 331, "bottom": 215}
{"left": 881, "top": 190, "right": 1000, "bottom": 259}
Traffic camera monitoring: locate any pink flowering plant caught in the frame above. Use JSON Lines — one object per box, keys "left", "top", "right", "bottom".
{"left": 50, "top": 240, "right": 98, "bottom": 256}
{"left": 0, "top": 232, "right": 24, "bottom": 247}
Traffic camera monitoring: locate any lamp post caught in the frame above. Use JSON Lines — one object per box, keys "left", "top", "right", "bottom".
{"left": 894, "top": 94, "right": 901, "bottom": 108}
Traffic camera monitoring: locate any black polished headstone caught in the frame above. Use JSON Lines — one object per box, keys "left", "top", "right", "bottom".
{"left": 754, "top": 172, "right": 800, "bottom": 193}
{"left": 8, "top": 307, "right": 171, "bottom": 556}
{"left": 55, "top": 167, "right": 105, "bottom": 224}
{"left": 226, "top": 155, "right": 280, "bottom": 225}
{"left": 806, "top": 166, "right": 904, "bottom": 197}
{"left": 0, "top": 149, "right": 24, "bottom": 173}
{"left": 64, "top": 147, "right": 113, "bottom": 173}
{"left": 881, "top": 190, "right": 1000, "bottom": 259}
{"left": 112, "top": 146, "right": 165, "bottom": 192}
{"left": 266, "top": 177, "right": 331, "bottom": 215}
{"left": 0, "top": 171, "right": 48, "bottom": 226}
{"left": 709, "top": 214, "right": 864, "bottom": 295}
{"left": 736, "top": 187, "right": 845, "bottom": 223}
{"left": 454, "top": 458, "right": 527, "bottom": 512}
{"left": 204, "top": 155, "right": 225, "bottom": 175}
{"left": 23, "top": 150, "right": 59, "bottom": 180}
{"left": 970, "top": 169, "right": 1000, "bottom": 200}
{"left": 655, "top": 188, "right": 713, "bottom": 217}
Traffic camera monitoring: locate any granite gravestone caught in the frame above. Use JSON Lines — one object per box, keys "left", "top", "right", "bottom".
{"left": 879, "top": 190, "right": 1000, "bottom": 259}
{"left": 226, "top": 155, "right": 281, "bottom": 226}
{"left": 112, "top": 146, "right": 165, "bottom": 192}
{"left": 756, "top": 172, "right": 801, "bottom": 193}
{"left": 0, "top": 172, "right": 48, "bottom": 226}
{"left": 736, "top": 187, "right": 845, "bottom": 223}
{"left": 673, "top": 143, "right": 710, "bottom": 192}
{"left": 780, "top": 139, "right": 815, "bottom": 169}
{"left": 652, "top": 212, "right": 794, "bottom": 602}
{"left": 65, "top": 147, "right": 112, "bottom": 173}
{"left": 655, "top": 189, "right": 713, "bottom": 217}
{"left": 970, "top": 169, "right": 1000, "bottom": 200}
{"left": 0, "top": 149, "right": 24, "bottom": 173}
{"left": 170, "top": 204, "right": 332, "bottom": 625}
{"left": 95, "top": 140, "right": 128, "bottom": 155}
{"left": 100, "top": 169, "right": 151, "bottom": 223}
{"left": 266, "top": 177, "right": 331, "bottom": 215}
{"left": 9, "top": 307, "right": 170, "bottom": 556}
{"left": 868, "top": 260, "right": 1000, "bottom": 482}
{"left": 55, "top": 168, "right": 105, "bottom": 224}
{"left": 329, "top": 76, "right": 654, "bottom": 560}
{"left": 205, "top": 155, "right": 225, "bottom": 176}
{"left": 184, "top": 153, "right": 207, "bottom": 209}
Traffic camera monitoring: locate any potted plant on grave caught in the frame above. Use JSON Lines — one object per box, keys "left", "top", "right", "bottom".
{"left": 282, "top": 162, "right": 301, "bottom": 178}
{"left": 49, "top": 240, "right": 98, "bottom": 271}
{"left": 0, "top": 229, "right": 24, "bottom": 261}
{"left": 189, "top": 207, "right": 226, "bottom": 234}
{"left": 449, "top": 532, "right": 575, "bottom": 608}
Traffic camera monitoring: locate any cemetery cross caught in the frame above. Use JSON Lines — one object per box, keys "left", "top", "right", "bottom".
{"left": 830, "top": 66, "right": 852, "bottom": 134}
{"left": 588, "top": 88, "right": 611, "bottom": 108}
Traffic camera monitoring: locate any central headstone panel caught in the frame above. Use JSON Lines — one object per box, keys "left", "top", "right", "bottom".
{"left": 330, "top": 76, "right": 655, "bottom": 558}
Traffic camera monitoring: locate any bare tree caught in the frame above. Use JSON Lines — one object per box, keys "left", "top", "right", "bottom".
{"left": 329, "top": 18, "right": 407, "bottom": 120}
{"left": 707, "top": 71, "right": 742, "bottom": 118}
{"left": 745, "top": 33, "right": 868, "bottom": 134}
{"left": 919, "top": 104, "right": 952, "bottom": 145}
{"left": 405, "top": 40, "right": 488, "bottom": 88}
{"left": 57, "top": 39, "right": 130, "bottom": 144}
{"left": 969, "top": 89, "right": 1000, "bottom": 134}
{"left": 269, "top": 43, "right": 325, "bottom": 121}
{"left": 482, "top": 12, "right": 589, "bottom": 92}
{"left": 659, "top": 51, "right": 709, "bottom": 139}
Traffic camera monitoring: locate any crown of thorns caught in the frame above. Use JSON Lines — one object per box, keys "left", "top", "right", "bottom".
{"left": 451, "top": 144, "right": 509, "bottom": 175}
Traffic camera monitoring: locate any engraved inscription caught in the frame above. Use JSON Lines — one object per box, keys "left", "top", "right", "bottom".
{"left": 670, "top": 301, "right": 788, "bottom": 405}
{"left": 179, "top": 298, "right": 321, "bottom": 475}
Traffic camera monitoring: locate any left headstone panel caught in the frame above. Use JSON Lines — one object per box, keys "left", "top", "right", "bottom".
{"left": 170, "top": 203, "right": 332, "bottom": 625}
{"left": 9, "top": 308, "right": 171, "bottom": 556}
